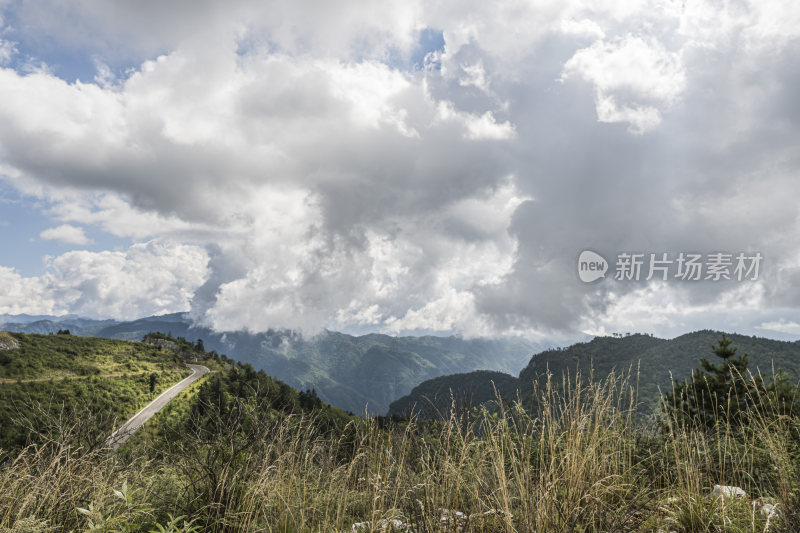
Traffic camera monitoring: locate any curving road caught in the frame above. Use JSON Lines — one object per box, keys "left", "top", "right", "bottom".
{"left": 106, "top": 364, "right": 210, "bottom": 449}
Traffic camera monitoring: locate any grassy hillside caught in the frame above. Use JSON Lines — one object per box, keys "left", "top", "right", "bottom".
{"left": 0, "top": 332, "right": 191, "bottom": 453}
{"left": 389, "top": 331, "right": 800, "bottom": 417}
{"left": 0, "top": 331, "right": 366, "bottom": 532}
{"left": 132, "top": 356, "right": 355, "bottom": 454}
{"left": 3, "top": 314, "right": 541, "bottom": 415}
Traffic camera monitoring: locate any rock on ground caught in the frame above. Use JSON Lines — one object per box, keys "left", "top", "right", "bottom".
{"left": 0, "top": 332, "right": 19, "bottom": 350}
{"left": 712, "top": 484, "right": 746, "bottom": 501}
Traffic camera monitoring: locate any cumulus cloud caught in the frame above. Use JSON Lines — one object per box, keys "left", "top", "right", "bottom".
{"left": 0, "top": 0, "right": 798, "bottom": 339}
{"left": 758, "top": 320, "right": 800, "bottom": 336}
{"left": 561, "top": 36, "right": 686, "bottom": 133}
{"left": 0, "top": 266, "right": 56, "bottom": 315}
{"left": 0, "top": 241, "right": 209, "bottom": 319}
{"left": 39, "top": 224, "right": 91, "bottom": 245}
{"left": 0, "top": 32, "right": 524, "bottom": 332}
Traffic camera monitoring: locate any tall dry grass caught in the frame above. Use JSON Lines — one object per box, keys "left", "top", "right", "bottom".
{"left": 0, "top": 368, "right": 799, "bottom": 532}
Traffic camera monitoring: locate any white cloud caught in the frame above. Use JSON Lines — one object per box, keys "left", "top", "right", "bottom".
{"left": 594, "top": 95, "right": 662, "bottom": 135}
{"left": 0, "top": 35, "right": 528, "bottom": 334}
{"left": 48, "top": 193, "right": 219, "bottom": 241}
{"left": 201, "top": 177, "right": 527, "bottom": 334}
{"left": 459, "top": 61, "right": 489, "bottom": 92}
{"left": 436, "top": 102, "right": 516, "bottom": 140}
{"left": 383, "top": 288, "right": 483, "bottom": 334}
{"left": 45, "top": 240, "right": 209, "bottom": 319}
{"left": 0, "top": 241, "right": 209, "bottom": 319}
{"left": 464, "top": 111, "right": 517, "bottom": 140}
{"left": 0, "top": 38, "right": 14, "bottom": 65}
{"left": 584, "top": 281, "right": 770, "bottom": 338}
{"left": 559, "top": 18, "right": 605, "bottom": 40}
{"left": 676, "top": 0, "right": 800, "bottom": 52}
{"left": 758, "top": 320, "right": 800, "bottom": 335}
{"left": 0, "top": 0, "right": 798, "bottom": 339}
{"left": 561, "top": 36, "right": 686, "bottom": 133}
{"left": 39, "top": 224, "right": 92, "bottom": 245}
{"left": 0, "top": 266, "right": 56, "bottom": 315}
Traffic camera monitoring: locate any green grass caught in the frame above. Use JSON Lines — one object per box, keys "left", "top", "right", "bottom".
{"left": 0, "top": 332, "right": 186, "bottom": 380}
{"left": 0, "top": 333, "right": 191, "bottom": 452}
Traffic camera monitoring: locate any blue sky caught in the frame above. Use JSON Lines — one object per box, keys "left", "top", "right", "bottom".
{"left": 0, "top": 2, "right": 139, "bottom": 277}
{"left": 0, "top": 185, "right": 50, "bottom": 275}
{"left": 0, "top": 183, "right": 133, "bottom": 276}
{"left": 1, "top": 1, "right": 799, "bottom": 341}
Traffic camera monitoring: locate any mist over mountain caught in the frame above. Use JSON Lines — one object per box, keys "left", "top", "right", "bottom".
{"left": 1, "top": 313, "right": 542, "bottom": 415}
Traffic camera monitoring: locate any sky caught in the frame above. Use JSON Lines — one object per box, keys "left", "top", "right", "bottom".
{"left": 0, "top": 0, "right": 799, "bottom": 342}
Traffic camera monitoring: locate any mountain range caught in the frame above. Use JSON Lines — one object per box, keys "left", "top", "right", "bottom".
{"left": 11, "top": 315, "right": 797, "bottom": 419}
{"left": 0, "top": 313, "right": 542, "bottom": 415}
{"left": 388, "top": 331, "right": 800, "bottom": 417}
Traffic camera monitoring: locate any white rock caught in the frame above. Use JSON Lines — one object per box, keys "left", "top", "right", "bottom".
{"left": 711, "top": 484, "right": 746, "bottom": 501}
{"left": 438, "top": 509, "right": 467, "bottom": 532}
{"left": 470, "top": 508, "right": 513, "bottom": 521}
{"left": 438, "top": 509, "right": 466, "bottom": 524}
{"left": 0, "top": 332, "right": 19, "bottom": 350}
{"left": 352, "top": 519, "right": 409, "bottom": 532}
{"left": 388, "top": 519, "right": 407, "bottom": 531}
{"left": 760, "top": 503, "right": 777, "bottom": 519}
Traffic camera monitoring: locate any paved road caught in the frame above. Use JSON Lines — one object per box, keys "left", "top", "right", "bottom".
{"left": 106, "top": 364, "right": 210, "bottom": 449}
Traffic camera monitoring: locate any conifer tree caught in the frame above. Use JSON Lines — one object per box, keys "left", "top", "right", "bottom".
{"left": 667, "top": 334, "right": 763, "bottom": 428}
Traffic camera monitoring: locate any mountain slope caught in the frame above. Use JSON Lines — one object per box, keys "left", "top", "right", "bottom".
{"left": 1, "top": 317, "right": 118, "bottom": 336}
{"left": 195, "top": 329, "right": 538, "bottom": 415}
{"left": 389, "top": 331, "right": 800, "bottom": 417}
{"left": 388, "top": 370, "right": 518, "bottom": 418}
{"left": 0, "top": 332, "right": 192, "bottom": 452}
{"left": 2, "top": 315, "right": 540, "bottom": 415}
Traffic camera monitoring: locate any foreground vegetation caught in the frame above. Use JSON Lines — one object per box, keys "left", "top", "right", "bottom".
{"left": 1, "top": 334, "right": 800, "bottom": 532}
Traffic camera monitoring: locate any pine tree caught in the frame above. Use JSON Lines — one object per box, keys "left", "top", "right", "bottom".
{"left": 666, "top": 334, "right": 763, "bottom": 428}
